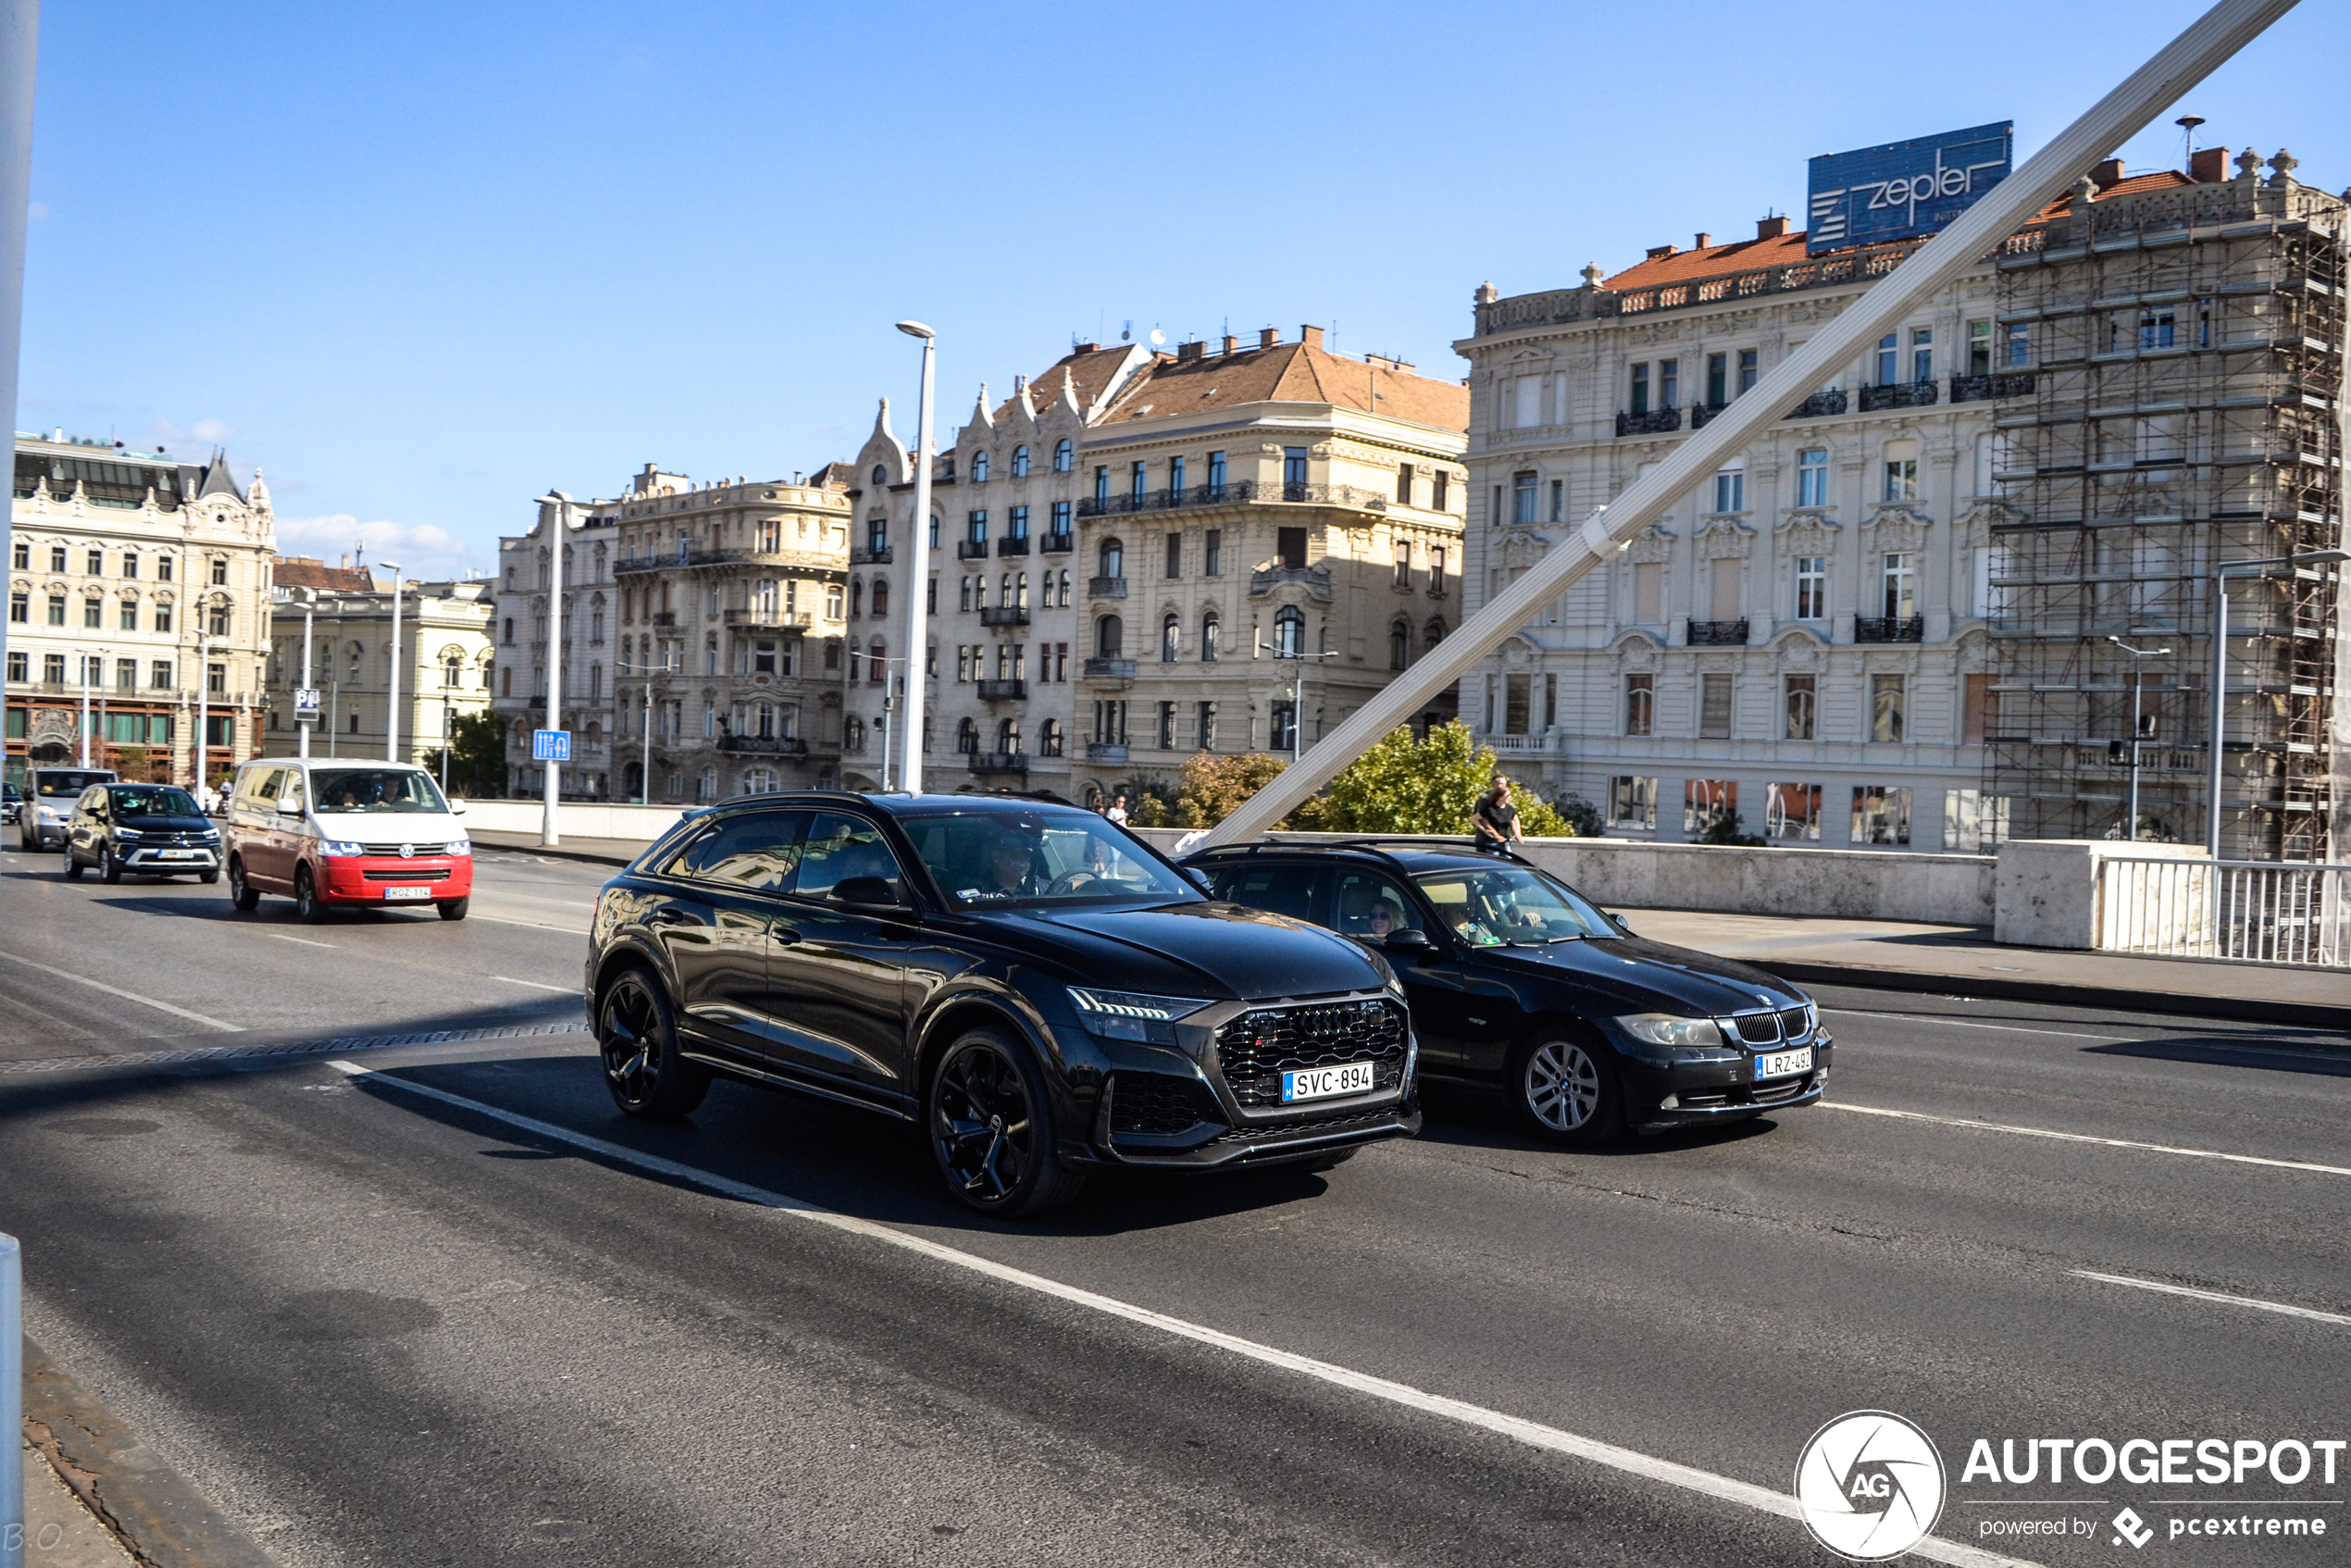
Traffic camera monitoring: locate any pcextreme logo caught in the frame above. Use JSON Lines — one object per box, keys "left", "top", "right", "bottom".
{"left": 1795, "top": 1411, "right": 1947, "bottom": 1561}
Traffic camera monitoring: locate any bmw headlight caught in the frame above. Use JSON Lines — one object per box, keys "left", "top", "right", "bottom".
{"left": 319, "top": 839, "right": 364, "bottom": 858}
{"left": 1613, "top": 1013, "right": 1734, "bottom": 1064}
{"left": 1066, "top": 987, "right": 1215, "bottom": 1044}
{"left": 445, "top": 838, "right": 470, "bottom": 856}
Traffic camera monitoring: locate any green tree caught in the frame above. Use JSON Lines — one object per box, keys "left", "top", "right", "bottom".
{"left": 1173, "top": 751, "right": 1290, "bottom": 828}
{"left": 1315, "top": 720, "right": 1582, "bottom": 839}
{"left": 423, "top": 709, "right": 509, "bottom": 799}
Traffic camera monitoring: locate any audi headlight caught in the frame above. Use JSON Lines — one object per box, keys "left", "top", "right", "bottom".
{"left": 319, "top": 839, "right": 364, "bottom": 858}
{"left": 445, "top": 838, "right": 470, "bottom": 856}
{"left": 1066, "top": 987, "right": 1215, "bottom": 1044}
{"left": 1613, "top": 1013, "right": 1729, "bottom": 1062}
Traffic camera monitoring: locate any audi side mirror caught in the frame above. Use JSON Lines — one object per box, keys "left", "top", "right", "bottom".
{"left": 1383, "top": 927, "right": 1433, "bottom": 954}
{"left": 830, "top": 876, "right": 908, "bottom": 912}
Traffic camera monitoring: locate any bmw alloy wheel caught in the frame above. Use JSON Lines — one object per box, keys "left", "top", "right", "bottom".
{"left": 1523, "top": 1039, "right": 1602, "bottom": 1134}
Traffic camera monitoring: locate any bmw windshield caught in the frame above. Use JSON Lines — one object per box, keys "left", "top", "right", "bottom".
{"left": 1412, "top": 864, "right": 1618, "bottom": 946}
{"left": 903, "top": 810, "right": 1199, "bottom": 911}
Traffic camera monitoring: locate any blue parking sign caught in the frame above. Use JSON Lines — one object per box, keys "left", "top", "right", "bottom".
{"left": 531, "top": 728, "right": 572, "bottom": 763}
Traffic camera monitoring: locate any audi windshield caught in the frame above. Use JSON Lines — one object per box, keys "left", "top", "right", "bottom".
{"left": 903, "top": 810, "right": 1198, "bottom": 910}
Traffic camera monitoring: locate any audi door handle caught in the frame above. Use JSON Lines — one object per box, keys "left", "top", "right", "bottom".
{"left": 648, "top": 907, "right": 700, "bottom": 927}
{"left": 772, "top": 928, "right": 802, "bottom": 946}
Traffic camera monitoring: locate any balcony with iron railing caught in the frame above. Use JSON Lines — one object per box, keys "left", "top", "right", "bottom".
{"left": 1785, "top": 389, "right": 1848, "bottom": 419}
{"left": 1081, "top": 658, "right": 1135, "bottom": 686}
{"left": 1076, "top": 479, "right": 1389, "bottom": 518}
{"left": 976, "top": 678, "right": 1027, "bottom": 702}
{"left": 977, "top": 605, "right": 1029, "bottom": 628}
{"left": 1085, "top": 742, "right": 1128, "bottom": 764}
{"left": 650, "top": 611, "right": 678, "bottom": 627}
{"left": 996, "top": 536, "right": 1029, "bottom": 556}
{"left": 1947, "top": 371, "right": 2036, "bottom": 404}
{"left": 851, "top": 543, "right": 893, "bottom": 565}
{"left": 1686, "top": 619, "right": 1749, "bottom": 647}
{"left": 1088, "top": 576, "right": 1127, "bottom": 599}
{"left": 1854, "top": 616, "right": 1925, "bottom": 644}
{"left": 715, "top": 734, "right": 808, "bottom": 755}
{"left": 1615, "top": 407, "right": 1684, "bottom": 438}
{"left": 1039, "top": 531, "right": 1075, "bottom": 554}
{"left": 968, "top": 750, "right": 1028, "bottom": 774}
{"left": 1248, "top": 564, "right": 1333, "bottom": 601}
{"left": 722, "top": 608, "right": 815, "bottom": 630}
{"left": 956, "top": 540, "right": 990, "bottom": 560}
{"left": 1859, "top": 380, "right": 1939, "bottom": 413}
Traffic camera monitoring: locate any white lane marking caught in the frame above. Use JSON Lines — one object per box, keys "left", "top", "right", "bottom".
{"left": 324, "top": 1059, "right": 2038, "bottom": 1568}
{"left": 268, "top": 934, "right": 336, "bottom": 950}
{"left": 467, "top": 914, "right": 591, "bottom": 935}
{"left": 1822, "top": 1009, "right": 2114, "bottom": 1042}
{"left": 1822, "top": 1101, "right": 2351, "bottom": 1178}
{"left": 2071, "top": 1270, "right": 2351, "bottom": 1327}
{"left": 491, "top": 977, "right": 573, "bottom": 993}
{"left": 0, "top": 949, "right": 242, "bottom": 1031}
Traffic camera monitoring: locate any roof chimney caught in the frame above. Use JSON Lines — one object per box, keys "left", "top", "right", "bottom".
{"left": 2091, "top": 156, "right": 2126, "bottom": 191}
{"left": 1221, "top": 333, "right": 1238, "bottom": 355}
{"left": 1258, "top": 327, "right": 1280, "bottom": 349}
{"left": 1300, "top": 324, "right": 1325, "bottom": 349}
{"left": 1176, "top": 340, "right": 1204, "bottom": 363}
{"left": 1072, "top": 341, "right": 1099, "bottom": 354}
{"left": 2189, "top": 146, "right": 2226, "bottom": 183}
{"left": 1694, "top": 232, "right": 1711, "bottom": 250}
{"left": 1756, "top": 214, "right": 1790, "bottom": 241}
{"left": 1646, "top": 243, "right": 1677, "bottom": 260}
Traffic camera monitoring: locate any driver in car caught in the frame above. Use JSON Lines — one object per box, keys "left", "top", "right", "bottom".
{"left": 980, "top": 825, "right": 1041, "bottom": 899}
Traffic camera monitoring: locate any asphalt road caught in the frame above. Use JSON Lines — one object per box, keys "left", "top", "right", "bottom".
{"left": 2, "top": 844, "right": 2346, "bottom": 1567}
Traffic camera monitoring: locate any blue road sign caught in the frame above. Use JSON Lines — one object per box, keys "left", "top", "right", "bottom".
{"left": 531, "top": 728, "right": 572, "bottom": 763}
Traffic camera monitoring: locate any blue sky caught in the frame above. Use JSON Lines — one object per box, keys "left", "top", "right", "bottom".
{"left": 19, "top": 0, "right": 2345, "bottom": 579}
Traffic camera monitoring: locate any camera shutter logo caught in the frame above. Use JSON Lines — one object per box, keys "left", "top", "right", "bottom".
{"left": 1794, "top": 1411, "right": 1947, "bottom": 1561}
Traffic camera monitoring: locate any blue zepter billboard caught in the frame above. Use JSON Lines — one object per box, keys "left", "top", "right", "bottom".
{"left": 1806, "top": 122, "right": 2013, "bottom": 255}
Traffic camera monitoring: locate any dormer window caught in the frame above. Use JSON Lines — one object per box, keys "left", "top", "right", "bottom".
{"left": 1011, "top": 445, "right": 1030, "bottom": 477}
{"left": 971, "top": 451, "right": 989, "bottom": 482}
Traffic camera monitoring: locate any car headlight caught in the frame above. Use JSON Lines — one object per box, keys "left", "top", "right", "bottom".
{"left": 445, "top": 838, "right": 470, "bottom": 856}
{"left": 114, "top": 828, "right": 142, "bottom": 840}
{"left": 1614, "top": 1013, "right": 1728, "bottom": 1053}
{"left": 319, "top": 839, "right": 364, "bottom": 858}
{"left": 199, "top": 828, "right": 220, "bottom": 841}
{"left": 1066, "top": 987, "right": 1215, "bottom": 1044}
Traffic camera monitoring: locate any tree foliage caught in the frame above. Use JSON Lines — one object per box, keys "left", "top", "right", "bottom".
{"left": 1173, "top": 751, "right": 1290, "bottom": 828}
{"left": 1313, "top": 720, "right": 1581, "bottom": 838}
{"left": 423, "top": 709, "right": 509, "bottom": 799}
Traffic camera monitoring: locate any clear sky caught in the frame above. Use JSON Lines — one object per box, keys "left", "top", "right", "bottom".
{"left": 19, "top": 0, "right": 2346, "bottom": 579}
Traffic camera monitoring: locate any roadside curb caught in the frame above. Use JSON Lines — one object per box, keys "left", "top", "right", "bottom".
{"left": 21, "top": 1336, "right": 278, "bottom": 1568}
{"left": 1758, "top": 959, "right": 2351, "bottom": 1035}
{"left": 468, "top": 836, "right": 636, "bottom": 868}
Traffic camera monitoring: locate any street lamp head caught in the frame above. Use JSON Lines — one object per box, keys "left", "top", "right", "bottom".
{"left": 895, "top": 320, "right": 936, "bottom": 341}
{"left": 2299, "top": 549, "right": 2351, "bottom": 566}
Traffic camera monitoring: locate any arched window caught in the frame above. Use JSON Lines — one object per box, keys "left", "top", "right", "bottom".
{"left": 443, "top": 653, "right": 464, "bottom": 687}
{"left": 1053, "top": 439, "right": 1073, "bottom": 472}
{"left": 1424, "top": 617, "right": 1447, "bottom": 649}
{"left": 1012, "top": 445, "right": 1030, "bottom": 477}
{"left": 502, "top": 666, "right": 513, "bottom": 696}
{"left": 998, "top": 717, "right": 1021, "bottom": 753}
{"left": 957, "top": 716, "right": 978, "bottom": 753}
{"left": 845, "top": 715, "right": 865, "bottom": 753}
{"left": 754, "top": 703, "right": 774, "bottom": 738}
{"left": 1390, "top": 618, "right": 1412, "bottom": 671}
{"left": 972, "top": 451, "right": 990, "bottom": 482}
{"left": 1096, "top": 615, "right": 1124, "bottom": 658}
{"left": 1201, "top": 614, "right": 1220, "bottom": 662}
{"left": 207, "top": 600, "right": 230, "bottom": 637}
{"left": 586, "top": 720, "right": 603, "bottom": 748}
{"left": 871, "top": 464, "right": 887, "bottom": 486}
{"left": 849, "top": 578, "right": 863, "bottom": 617}
{"left": 1162, "top": 614, "right": 1179, "bottom": 662}
{"left": 1039, "top": 718, "right": 1063, "bottom": 756}
{"left": 1057, "top": 569, "right": 1072, "bottom": 607}
{"left": 1274, "top": 606, "right": 1305, "bottom": 658}
{"left": 503, "top": 617, "right": 514, "bottom": 645}
{"left": 871, "top": 577, "right": 889, "bottom": 616}
{"left": 1015, "top": 572, "right": 1029, "bottom": 608}
{"left": 1100, "top": 538, "right": 1124, "bottom": 578}
{"left": 867, "top": 638, "right": 886, "bottom": 683}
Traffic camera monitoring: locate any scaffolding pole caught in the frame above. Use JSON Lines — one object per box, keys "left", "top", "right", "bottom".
{"left": 1203, "top": 0, "right": 2304, "bottom": 847}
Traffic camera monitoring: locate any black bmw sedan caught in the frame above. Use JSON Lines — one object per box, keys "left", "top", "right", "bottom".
{"left": 1188, "top": 840, "right": 1829, "bottom": 1145}
{"left": 585, "top": 793, "right": 1419, "bottom": 1215}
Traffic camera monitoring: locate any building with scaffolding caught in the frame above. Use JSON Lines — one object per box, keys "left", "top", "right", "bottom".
{"left": 1984, "top": 147, "right": 2347, "bottom": 859}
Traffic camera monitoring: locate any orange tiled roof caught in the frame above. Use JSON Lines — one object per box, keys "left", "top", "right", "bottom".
{"left": 1101, "top": 338, "right": 1468, "bottom": 433}
{"left": 273, "top": 556, "right": 375, "bottom": 593}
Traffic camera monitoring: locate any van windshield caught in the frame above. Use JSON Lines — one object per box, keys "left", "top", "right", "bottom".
{"left": 36, "top": 770, "right": 112, "bottom": 798}
{"left": 309, "top": 769, "right": 449, "bottom": 815}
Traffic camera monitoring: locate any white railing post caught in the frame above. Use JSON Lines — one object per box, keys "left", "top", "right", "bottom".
{"left": 2, "top": 1230, "right": 20, "bottom": 1568}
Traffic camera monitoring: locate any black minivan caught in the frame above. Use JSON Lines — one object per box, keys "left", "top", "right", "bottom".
{"left": 1189, "top": 840, "right": 1828, "bottom": 1144}
{"left": 585, "top": 793, "right": 1419, "bottom": 1215}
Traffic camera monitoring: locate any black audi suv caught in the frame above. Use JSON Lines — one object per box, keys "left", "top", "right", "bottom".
{"left": 1188, "top": 840, "right": 1828, "bottom": 1144}
{"left": 585, "top": 793, "right": 1420, "bottom": 1215}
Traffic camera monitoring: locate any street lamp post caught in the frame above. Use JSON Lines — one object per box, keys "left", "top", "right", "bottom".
{"left": 2207, "top": 549, "right": 2348, "bottom": 857}
{"left": 382, "top": 561, "right": 404, "bottom": 765}
{"left": 536, "top": 492, "right": 573, "bottom": 846}
{"left": 616, "top": 655, "right": 662, "bottom": 805}
{"left": 193, "top": 631, "right": 207, "bottom": 793}
{"left": 895, "top": 319, "right": 936, "bottom": 797}
{"left": 296, "top": 588, "right": 316, "bottom": 760}
{"left": 1255, "top": 632, "right": 1339, "bottom": 764}
{"left": 2107, "top": 636, "right": 2171, "bottom": 843}
{"left": 75, "top": 648, "right": 89, "bottom": 767}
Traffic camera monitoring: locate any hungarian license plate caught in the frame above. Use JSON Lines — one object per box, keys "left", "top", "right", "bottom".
{"left": 1754, "top": 1046, "right": 1813, "bottom": 1079}
{"left": 158, "top": 850, "right": 195, "bottom": 860}
{"left": 382, "top": 885, "right": 433, "bottom": 902}
{"left": 1282, "top": 1061, "right": 1375, "bottom": 1103}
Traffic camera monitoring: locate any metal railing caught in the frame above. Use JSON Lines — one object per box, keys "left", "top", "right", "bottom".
{"left": 715, "top": 735, "right": 807, "bottom": 755}
{"left": 1859, "top": 380, "right": 1939, "bottom": 412}
{"left": 1615, "top": 407, "right": 1684, "bottom": 437}
{"left": 1076, "top": 479, "right": 1389, "bottom": 517}
{"left": 1854, "top": 616, "right": 1925, "bottom": 644}
{"left": 2098, "top": 857, "right": 2351, "bottom": 967}
{"left": 1686, "top": 618, "right": 1749, "bottom": 646}
{"left": 968, "top": 750, "right": 1028, "bottom": 773}
{"left": 977, "top": 605, "right": 1029, "bottom": 628}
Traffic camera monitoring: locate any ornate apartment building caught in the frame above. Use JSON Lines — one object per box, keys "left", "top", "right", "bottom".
{"left": 494, "top": 493, "right": 622, "bottom": 798}
{"left": 600, "top": 464, "right": 854, "bottom": 802}
{"left": 263, "top": 560, "right": 494, "bottom": 769}
{"left": 848, "top": 331, "right": 1470, "bottom": 805}
{"left": 6, "top": 433, "right": 275, "bottom": 789}
{"left": 1457, "top": 145, "right": 2344, "bottom": 855}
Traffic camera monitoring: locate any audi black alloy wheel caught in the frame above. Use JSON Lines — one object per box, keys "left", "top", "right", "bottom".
{"left": 927, "top": 1030, "right": 1084, "bottom": 1217}
{"left": 599, "top": 969, "right": 709, "bottom": 1119}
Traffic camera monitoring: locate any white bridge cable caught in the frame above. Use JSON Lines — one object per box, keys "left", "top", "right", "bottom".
{"left": 1200, "top": 0, "right": 2303, "bottom": 847}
